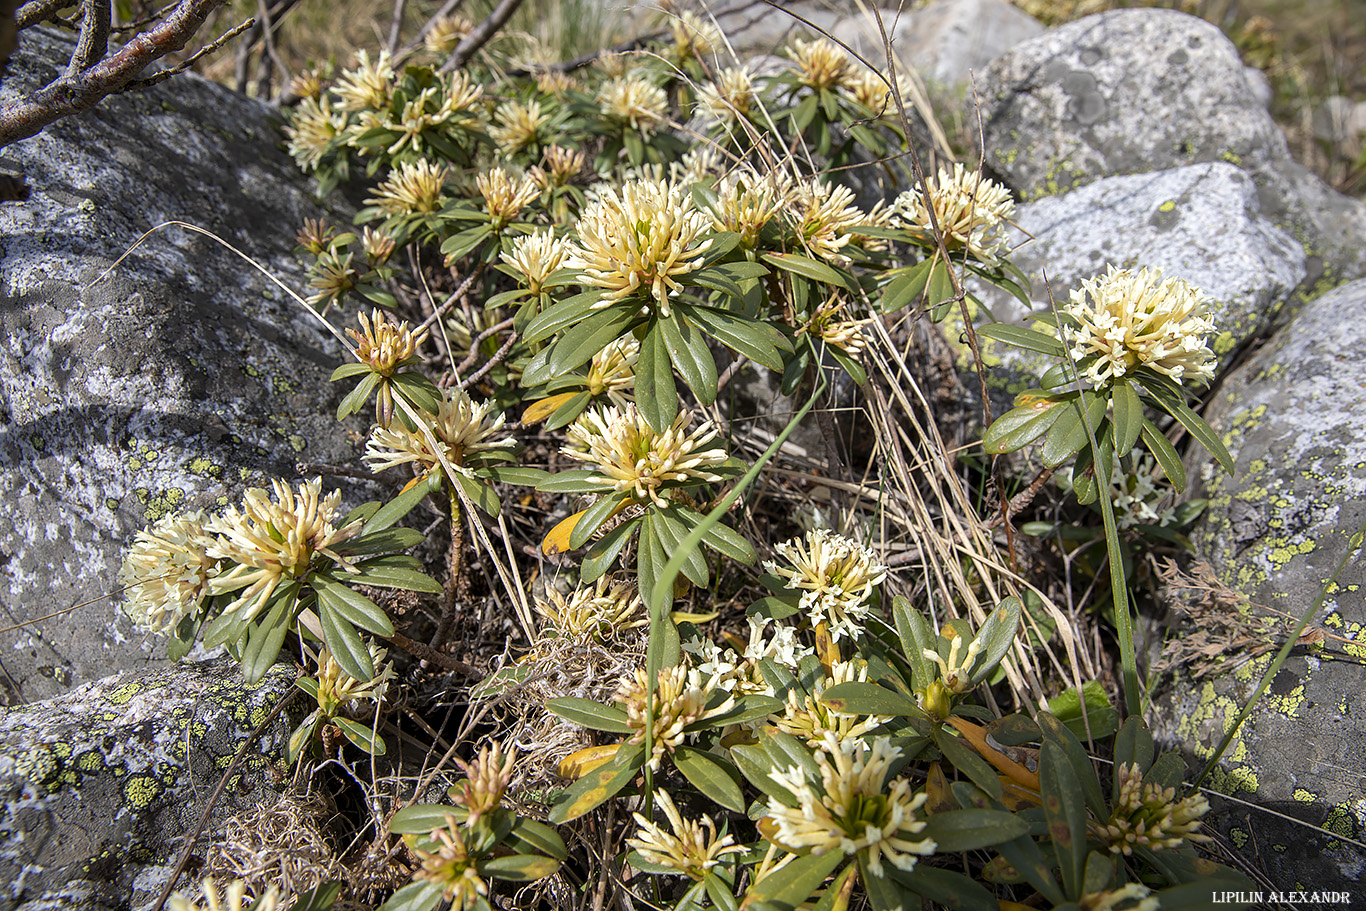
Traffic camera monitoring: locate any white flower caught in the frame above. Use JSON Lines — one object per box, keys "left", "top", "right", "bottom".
{"left": 562, "top": 405, "right": 726, "bottom": 508}
{"left": 119, "top": 510, "right": 216, "bottom": 635}
{"left": 628, "top": 789, "right": 744, "bottom": 880}
{"left": 763, "top": 529, "right": 887, "bottom": 641}
{"left": 891, "top": 163, "right": 1015, "bottom": 266}
{"left": 364, "top": 388, "right": 514, "bottom": 477}
{"left": 1059, "top": 266, "right": 1216, "bottom": 388}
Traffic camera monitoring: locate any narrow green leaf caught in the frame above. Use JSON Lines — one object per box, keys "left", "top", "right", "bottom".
{"left": 547, "top": 742, "right": 645, "bottom": 823}
{"left": 569, "top": 492, "right": 626, "bottom": 550}
{"left": 762, "top": 730, "right": 821, "bottom": 784}
{"left": 744, "top": 851, "right": 844, "bottom": 910}
{"left": 879, "top": 260, "right": 933, "bottom": 313}
{"left": 975, "top": 322, "right": 1066, "bottom": 357}
{"left": 1111, "top": 379, "right": 1144, "bottom": 453}
{"left": 984, "top": 713, "right": 1041, "bottom": 746}
{"left": 390, "top": 372, "right": 443, "bottom": 415}
{"left": 376, "top": 880, "right": 444, "bottom": 911}
{"left": 827, "top": 345, "right": 867, "bottom": 386}
{"left": 730, "top": 743, "right": 788, "bottom": 803}
{"left": 1038, "top": 711, "right": 1107, "bottom": 816}
{"left": 582, "top": 516, "right": 642, "bottom": 581}
{"left": 289, "top": 881, "right": 342, "bottom": 911}
{"left": 1039, "top": 740, "right": 1088, "bottom": 898}
{"left": 507, "top": 818, "right": 568, "bottom": 861}
{"left": 478, "top": 854, "right": 561, "bottom": 881}
{"left": 820, "top": 681, "right": 918, "bottom": 717}
{"left": 1141, "top": 417, "right": 1187, "bottom": 492}
{"left": 313, "top": 573, "right": 395, "bottom": 636}
{"left": 892, "top": 596, "right": 937, "bottom": 691}
{"left": 354, "top": 555, "right": 443, "bottom": 593}
{"left": 335, "top": 526, "right": 425, "bottom": 557}
{"left": 1162, "top": 393, "right": 1234, "bottom": 475}
{"left": 1113, "top": 715, "right": 1155, "bottom": 782}
{"left": 365, "top": 476, "right": 436, "bottom": 532}
{"left": 522, "top": 289, "right": 608, "bottom": 345}
{"left": 318, "top": 604, "right": 374, "bottom": 682}
{"left": 453, "top": 470, "right": 500, "bottom": 517}
{"left": 680, "top": 303, "right": 788, "bottom": 371}
{"left": 705, "top": 873, "right": 739, "bottom": 911}
{"left": 698, "top": 520, "right": 756, "bottom": 564}
{"left": 968, "top": 596, "right": 1021, "bottom": 686}
{"left": 337, "top": 372, "right": 380, "bottom": 421}
{"left": 673, "top": 746, "right": 746, "bottom": 812}
{"left": 536, "top": 469, "right": 611, "bottom": 493}
{"left": 637, "top": 321, "right": 680, "bottom": 432}
{"left": 331, "top": 362, "right": 371, "bottom": 381}
{"left": 892, "top": 865, "right": 998, "bottom": 911}
{"left": 761, "top": 251, "right": 847, "bottom": 288}
{"left": 994, "top": 832, "right": 1065, "bottom": 904}
{"left": 544, "top": 697, "right": 634, "bottom": 733}
{"left": 918, "top": 809, "right": 1029, "bottom": 851}
{"left": 390, "top": 804, "right": 464, "bottom": 834}
{"left": 935, "top": 732, "right": 1004, "bottom": 799}
{"left": 859, "top": 854, "right": 912, "bottom": 911}
{"left": 654, "top": 505, "right": 709, "bottom": 587}
{"left": 334, "top": 716, "right": 387, "bottom": 755}
{"left": 483, "top": 465, "right": 550, "bottom": 486}
{"left": 982, "top": 399, "right": 1068, "bottom": 455}
{"left": 1041, "top": 390, "right": 1107, "bottom": 468}
{"left": 686, "top": 266, "right": 743, "bottom": 299}
{"left": 660, "top": 313, "right": 719, "bottom": 405}
{"left": 925, "top": 259, "right": 955, "bottom": 309}
{"left": 241, "top": 596, "right": 294, "bottom": 684}
{"left": 548, "top": 305, "right": 640, "bottom": 377}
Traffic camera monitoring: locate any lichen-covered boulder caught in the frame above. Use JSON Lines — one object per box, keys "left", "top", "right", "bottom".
{"left": 0, "top": 28, "right": 362, "bottom": 703}
{"left": 975, "top": 8, "right": 1366, "bottom": 286}
{"left": 1149, "top": 278, "right": 1366, "bottom": 889}
{"left": 959, "top": 162, "right": 1304, "bottom": 405}
{"left": 0, "top": 658, "right": 295, "bottom": 910}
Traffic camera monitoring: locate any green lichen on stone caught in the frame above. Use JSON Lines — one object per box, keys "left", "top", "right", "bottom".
{"left": 106, "top": 681, "right": 143, "bottom": 705}
{"left": 123, "top": 774, "right": 162, "bottom": 809}
{"left": 1229, "top": 826, "right": 1249, "bottom": 848}
{"left": 1220, "top": 150, "right": 1243, "bottom": 166}
{"left": 1323, "top": 805, "right": 1357, "bottom": 838}
{"left": 1293, "top": 788, "right": 1318, "bottom": 803}
{"left": 136, "top": 487, "right": 188, "bottom": 522}
{"left": 188, "top": 456, "right": 224, "bottom": 479}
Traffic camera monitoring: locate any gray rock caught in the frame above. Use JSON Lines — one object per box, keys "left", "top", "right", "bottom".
{"left": 0, "top": 658, "right": 296, "bottom": 911}
{"left": 963, "top": 163, "right": 1305, "bottom": 400}
{"left": 0, "top": 29, "right": 364, "bottom": 703}
{"left": 974, "top": 8, "right": 1366, "bottom": 286}
{"left": 1150, "top": 278, "right": 1366, "bottom": 889}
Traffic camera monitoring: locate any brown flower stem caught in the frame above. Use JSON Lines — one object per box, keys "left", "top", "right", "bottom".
{"left": 457, "top": 329, "right": 518, "bottom": 389}
{"left": 428, "top": 487, "right": 464, "bottom": 653}
{"left": 384, "top": 630, "right": 481, "bottom": 679}
{"left": 453, "top": 316, "right": 516, "bottom": 377}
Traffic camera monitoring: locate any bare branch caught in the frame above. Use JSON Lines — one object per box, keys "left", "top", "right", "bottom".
{"left": 126, "top": 14, "right": 251, "bottom": 90}
{"left": 14, "top": 0, "right": 68, "bottom": 30}
{"left": 66, "top": 0, "right": 110, "bottom": 77}
{"left": 0, "top": 0, "right": 229, "bottom": 148}
{"left": 385, "top": 0, "right": 405, "bottom": 56}
{"left": 438, "top": 0, "right": 523, "bottom": 73}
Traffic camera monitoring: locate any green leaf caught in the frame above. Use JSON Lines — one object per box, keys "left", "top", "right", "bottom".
{"left": 337, "top": 372, "right": 379, "bottom": 421}
{"left": 925, "top": 259, "right": 956, "bottom": 310}
{"left": 935, "top": 731, "right": 1004, "bottom": 799}
{"left": 569, "top": 491, "right": 627, "bottom": 550}
{"left": 582, "top": 516, "right": 642, "bottom": 581}
{"left": 743, "top": 851, "right": 844, "bottom": 910}
{"left": 892, "top": 865, "right": 998, "bottom": 911}
{"left": 761, "top": 251, "right": 847, "bottom": 288}
{"left": 969, "top": 596, "right": 1021, "bottom": 686}
{"left": 791, "top": 93, "right": 819, "bottom": 132}
{"left": 453, "top": 470, "right": 500, "bottom": 517}
{"left": 390, "top": 804, "right": 463, "bottom": 834}
{"left": 289, "top": 881, "right": 342, "bottom": 911}
{"left": 1114, "top": 715, "right": 1155, "bottom": 782}
{"left": 637, "top": 321, "right": 679, "bottom": 432}
{"left": 984, "top": 713, "right": 1041, "bottom": 747}
{"left": 522, "top": 289, "right": 607, "bottom": 345}
{"left": 654, "top": 505, "right": 709, "bottom": 588}
{"left": 507, "top": 818, "right": 568, "bottom": 861}
{"left": 479, "top": 854, "right": 561, "bottom": 881}
{"left": 762, "top": 730, "right": 821, "bottom": 785}
{"left": 353, "top": 554, "right": 443, "bottom": 594}
{"left": 993, "top": 834, "right": 1065, "bottom": 904}
{"left": 1040, "top": 390, "right": 1107, "bottom": 468}
{"left": 918, "top": 809, "right": 1029, "bottom": 851}
{"left": 1048, "top": 681, "right": 1120, "bottom": 741}
{"left": 705, "top": 873, "right": 739, "bottom": 911}
{"left": 334, "top": 716, "right": 386, "bottom": 755}
{"left": 241, "top": 595, "right": 294, "bottom": 685}
{"left": 330, "top": 362, "right": 371, "bottom": 381}
{"left": 680, "top": 303, "right": 788, "bottom": 371}
{"left": 827, "top": 344, "right": 867, "bottom": 386}
{"left": 549, "top": 305, "right": 641, "bottom": 377}
{"left": 547, "top": 742, "right": 645, "bottom": 823}
{"left": 730, "top": 743, "right": 789, "bottom": 803}
{"left": 1143, "top": 379, "right": 1233, "bottom": 475}
{"left": 483, "top": 465, "right": 551, "bottom": 486}
{"left": 697, "top": 519, "right": 755, "bottom": 564}
{"left": 1111, "top": 378, "right": 1144, "bottom": 453}
{"left": 545, "top": 697, "right": 634, "bottom": 733}
{"left": 1038, "top": 711, "right": 1107, "bottom": 817}
{"left": 708, "top": 261, "right": 770, "bottom": 281}
{"left": 365, "top": 478, "right": 435, "bottom": 533}
{"left": 704, "top": 695, "right": 784, "bottom": 728}
{"left": 686, "top": 266, "right": 743, "bottom": 299}
{"left": 975, "top": 322, "right": 1066, "bottom": 357}
{"left": 660, "top": 313, "right": 718, "bottom": 405}
{"left": 982, "top": 398, "right": 1069, "bottom": 454}
{"left": 1141, "top": 417, "right": 1187, "bottom": 492}
{"left": 318, "top": 604, "right": 374, "bottom": 682}
{"left": 859, "top": 854, "right": 913, "bottom": 911}
{"left": 536, "top": 469, "right": 611, "bottom": 493}
{"left": 335, "top": 526, "right": 425, "bottom": 557}
{"left": 545, "top": 390, "right": 592, "bottom": 430}
{"left": 892, "top": 596, "right": 938, "bottom": 691}
{"left": 673, "top": 746, "right": 746, "bottom": 812}
{"left": 1039, "top": 740, "right": 1088, "bottom": 898}
{"left": 376, "top": 881, "right": 444, "bottom": 911}
{"left": 390, "top": 371, "right": 443, "bottom": 415}
{"left": 439, "top": 224, "right": 494, "bottom": 260}
{"left": 879, "top": 260, "right": 934, "bottom": 313}
{"left": 313, "top": 573, "right": 395, "bottom": 636}
{"left": 820, "top": 681, "right": 918, "bottom": 717}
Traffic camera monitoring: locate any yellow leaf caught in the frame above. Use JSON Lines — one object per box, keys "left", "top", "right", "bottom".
{"left": 522, "top": 391, "right": 581, "bottom": 425}
{"left": 670, "top": 610, "right": 719, "bottom": 624}
{"left": 557, "top": 743, "right": 622, "bottom": 780}
{"left": 542, "top": 510, "right": 587, "bottom": 555}
{"left": 946, "top": 715, "right": 1042, "bottom": 792}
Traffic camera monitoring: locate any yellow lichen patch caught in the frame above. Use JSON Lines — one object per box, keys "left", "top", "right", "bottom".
{"left": 1324, "top": 805, "right": 1357, "bottom": 838}
{"left": 1230, "top": 826, "right": 1249, "bottom": 848}
{"left": 187, "top": 456, "right": 224, "bottom": 479}
{"left": 1268, "top": 538, "right": 1316, "bottom": 572}
{"left": 1294, "top": 788, "right": 1318, "bottom": 803}
{"left": 106, "top": 681, "right": 143, "bottom": 705}
{"left": 1213, "top": 330, "right": 1237, "bottom": 355}
{"left": 77, "top": 751, "right": 105, "bottom": 773}
{"left": 123, "top": 774, "right": 161, "bottom": 809}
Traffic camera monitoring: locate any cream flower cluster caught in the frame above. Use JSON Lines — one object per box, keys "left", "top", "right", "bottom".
{"left": 765, "top": 733, "right": 936, "bottom": 876}
{"left": 501, "top": 229, "right": 573, "bottom": 295}
{"left": 206, "top": 479, "right": 362, "bottom": 622}
{"left": 789, "top": 178, "right": 865, "bottom": 265}
{"left": 585, "top": 337, "right": 640, "bottom": 408}
{"left": 629, "top": 789, "right": 744, "bottom": 880}
{"left": 771, "top": 658, "right": 891, "bottom": 746}
{"left": 364, "top": 389, "right": 514, "bottom": 476}
{"left": 570, "top": 178, "right": 712, "bottom": 313}
{"left": 891, "top": 163, "right": 1015, "bottom": 266}
{"left": 562, "top": 405, "right": 726, "bottom": 508}
{"left": 763, "top": 529, "right": 887, "bottom": 641}
{"left": 119, "top": 510, "right": 216, "bottom": 635}
{"left": 614, "top": 665, "right": 735, "bottom": 770}
{"left": 598, "top": 75, "right": 668, "bottom": 132}
{"left": 536, "top": 576, "right": 645, "bottom": 643}
{"left": 1060, "top": 266, "right": 1216, "bottom": 387}
{"left": 1099, "top": 763, "right": 1212, "bottom": 855}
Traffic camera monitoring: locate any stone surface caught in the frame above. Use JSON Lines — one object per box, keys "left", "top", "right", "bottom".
{"left": 975, "top": 8, "right": 1366, "bottom": 286}
{"left": 0, "top": 658, "right": 295, "bottom": 911}
{"left": 881, "top": 0, "right": 1044, "bottom": 88}
{"left": 0, "top": 29, "right": 364, "bottom": 704}
{"left": 1150, "top": 279, "right": 1366, "bottom": 890}
{"left": 959, "top": 162, "right": 1305, "bottom": 402}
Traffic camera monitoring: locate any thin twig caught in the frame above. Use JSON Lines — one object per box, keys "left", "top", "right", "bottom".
{"left": 452, "top": 316, "right": 515, "bottom": 376}
{"left": 439, "top": 0, "right": 524, "bottom": 72}
{"left": 151, "top": 686, "right": 301, "bottom": 911}
{"left": 457, "top": 330, "right": 518, "bottom": 389}
{"left": 386, "top": 0, "right": 406, "bottom": 55}
{"left": 984, "top": 465, "right": 1058, "bottom": 530}
{"left": 428, "top": 488, "right": 465, "bottom": 652}
{"left": 384, "top": 629, "right": 482, "bottom": 678}
{"left": 68, "top": 0, "right": 111, "bottom": 76}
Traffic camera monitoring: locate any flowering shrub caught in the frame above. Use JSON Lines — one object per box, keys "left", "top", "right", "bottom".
{"left": 114, "top": 7, "right": 1256, "bottom": 910}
